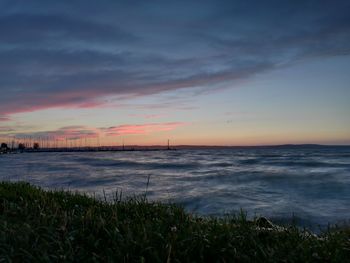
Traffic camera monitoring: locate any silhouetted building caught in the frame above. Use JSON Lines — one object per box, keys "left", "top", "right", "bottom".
{"left": 1, "top": 143, "right": 9, "bottom": 153}
{"left": 18, "top": 143, "right": 26, "bottom": 151}
{"left": 33, "top": 142, "right": 40, "bottom": 150}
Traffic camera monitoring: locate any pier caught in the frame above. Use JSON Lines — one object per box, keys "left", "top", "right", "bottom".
{"left": 0, "top": 138, "right": 175, "bottom": 154}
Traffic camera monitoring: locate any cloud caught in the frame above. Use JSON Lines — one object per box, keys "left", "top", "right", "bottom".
{"left": 0, "top": 0, "right": 349, "bottom": 118}
{"left": 0, "top": 116, "right": 11, "bottom": 122}
{"left": 5, "top": 122, "right": 186, "bottom": 140}
{"left": 103, "top": 122, "right": 186, "bottom": 136}
{"left": 0, "top": 13, "right": 137, "bottom": 48}
{"left": 0, "top": 123, "right": 37, "bottom": 133}
{"left": 0, "top": 126, "right": 15, "bottom": 132}
{"left": 11, "top": 126, "right": 100, "bottom": 140}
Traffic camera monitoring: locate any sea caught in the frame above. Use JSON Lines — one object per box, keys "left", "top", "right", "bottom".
{"left": 1, "top": 146, "right": 350, "bottom": 231}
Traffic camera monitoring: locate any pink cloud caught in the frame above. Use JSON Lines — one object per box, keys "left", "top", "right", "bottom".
{"left": 0, "top": 63, "right": 264, "bottom": 119}
{"left": 0, "top": 116, "right": 11, "bottom": 122}
{"left": 77, "top": 101, "right": 105, "bottom": 109}
{"left": 13, "top": 126, "right": 101, "bottom": 141}
{"left": 0, "top": 90, "right": 106, "bottom": 119}
{"left": 8, "top": 122, "right": 187, "bottom": 141}
{"left": 54, "top": 126, "right": 101, "bottom": 140}
{"left": 103, "top": 122, "right": 186, "bottom": 136}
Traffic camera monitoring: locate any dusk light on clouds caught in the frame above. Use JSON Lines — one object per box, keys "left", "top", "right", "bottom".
{"left": 0, "top": 0, "right": 349, "bottom": 146}
{"left": 2, "top": 3, "right": 350, "bottom": 259}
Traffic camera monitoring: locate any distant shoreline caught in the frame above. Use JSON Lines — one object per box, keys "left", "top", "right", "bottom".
{"left": 1, "top": 143, "right": 349, "bottom": 154}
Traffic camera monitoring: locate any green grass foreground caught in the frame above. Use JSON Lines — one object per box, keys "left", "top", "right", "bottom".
{"left": 0, "top": 182, "right": 349, "bottom": 262}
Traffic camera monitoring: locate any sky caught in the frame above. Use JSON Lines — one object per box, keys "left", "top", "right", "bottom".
{"left": 0, "top": 0, "right": 349, "bottom": 146}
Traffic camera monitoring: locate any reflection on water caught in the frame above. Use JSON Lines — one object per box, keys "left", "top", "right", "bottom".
{"left": 1, "top": 146, "right": 350, "bottom": 230}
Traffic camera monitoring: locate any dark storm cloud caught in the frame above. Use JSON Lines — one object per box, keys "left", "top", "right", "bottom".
{"left": 0, "top": 0, "right": 349, "bottom": 118}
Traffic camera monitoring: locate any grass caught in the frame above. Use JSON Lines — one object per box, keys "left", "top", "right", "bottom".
{"left": 0, "top": 182, "right": 349, "bottom": 262}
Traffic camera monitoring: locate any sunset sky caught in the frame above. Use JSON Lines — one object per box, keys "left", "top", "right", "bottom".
{"left": 0, "top": 0, "right": 349, "bottom": 146}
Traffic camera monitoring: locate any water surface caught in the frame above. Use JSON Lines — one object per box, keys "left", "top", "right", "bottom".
{"left": 1, "top": 146, "right": 350, "bottom": 231}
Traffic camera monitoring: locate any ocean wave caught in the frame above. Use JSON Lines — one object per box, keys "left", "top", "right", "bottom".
{"left": 1, "top": 147, "right": 350, "bottom": 230}
{"left": 265, "top": 160, "right": 350, "bottom": 168}
{"left": 238, "top": 159, "right": 261, "bottom": 165}
{"left": 72, "top": 156, "right": 201, "bottom": 170}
